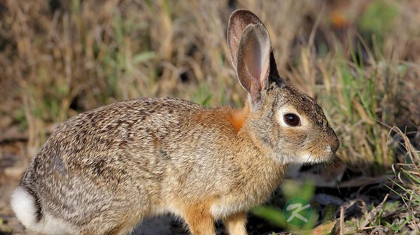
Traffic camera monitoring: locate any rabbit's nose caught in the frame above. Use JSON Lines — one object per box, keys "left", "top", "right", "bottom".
{"left": 331, "top": 134, "right": 340, "bottom": 153}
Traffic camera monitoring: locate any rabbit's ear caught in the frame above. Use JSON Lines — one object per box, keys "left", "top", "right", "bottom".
{"left": 236, "top": 23, "right": 271, "bottom": 108}
{"left": 228, "top": 10, "right": 263, "bottom": 69}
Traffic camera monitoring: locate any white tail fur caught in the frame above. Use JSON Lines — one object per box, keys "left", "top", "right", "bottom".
{"left": 11, "top": 187, "right": 39, "bottom": 229}
{"left": 11, "top": 186, "right": 74, "bottom": 235}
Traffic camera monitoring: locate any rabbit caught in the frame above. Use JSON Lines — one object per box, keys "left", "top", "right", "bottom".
{"left": 11, "top": 9, "right": 339, "bottom": 235}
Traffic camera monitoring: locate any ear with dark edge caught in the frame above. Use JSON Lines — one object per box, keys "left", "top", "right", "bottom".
{"left": 227, "top": 9, "right": 282, "bottom": 109}
{"left": 236, "top": 23, "right": 271, "bottom": 108}
{"left": 228, "top": 9, "right": 263, "bottom": 69}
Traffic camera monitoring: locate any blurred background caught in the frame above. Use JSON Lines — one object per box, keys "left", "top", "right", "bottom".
{"left": 0, "top": 0, "right": 419, "bottom": 234}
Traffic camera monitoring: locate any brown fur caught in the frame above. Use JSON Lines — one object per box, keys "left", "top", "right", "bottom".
{"left": 223, "top": 212, "right": 247, "bottom": 235}
{"left": 183, "top": 200, "right": 216, "bottom": 235}
{"left": 11, "top": 10, "right": 339, "bottom": 235}
{"left": 228, "top": 102, "right": 250, "bottom": 132}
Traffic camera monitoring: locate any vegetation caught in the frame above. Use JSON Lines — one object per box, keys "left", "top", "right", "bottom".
{"left": 0, "top": 0, "right": 419, "bottom": 234}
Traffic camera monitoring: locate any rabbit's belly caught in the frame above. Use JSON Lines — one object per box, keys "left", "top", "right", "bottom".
{"left": 210, "top": 184, "right": 276, "bottom": 219}
{"left": 150, "top": 204, "right": 183, "bottom": 218}
{"left": 210, "top": 197, "right": 255, "bottom": 219}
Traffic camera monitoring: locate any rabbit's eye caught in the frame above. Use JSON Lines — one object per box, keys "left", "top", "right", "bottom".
{"left": 284, "top": 113, "right": 300, "bottom": 126}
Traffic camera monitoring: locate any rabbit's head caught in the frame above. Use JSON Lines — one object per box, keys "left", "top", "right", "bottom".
{"left": 228, "top": 10, "right": 339, "bottom": 164}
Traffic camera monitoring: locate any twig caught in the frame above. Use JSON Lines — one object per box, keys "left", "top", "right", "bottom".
{"left": 0, "top": 130, "right": 28, "bottom": 143}
{"left": 0, "top": 124, "right": 58, "bottom": 143}
{"left": 340, "top": 207, "right": 344, "bottom": 235}
{"left": 359, "top": 194, "right": 389, "bottom": 231}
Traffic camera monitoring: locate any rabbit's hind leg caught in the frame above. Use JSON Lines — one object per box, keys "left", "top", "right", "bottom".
{"left": 79, "top": 222, "right": 137, "bottom": 235}
{"left": 79, "top": 209, "right": 144, "bottom": 235}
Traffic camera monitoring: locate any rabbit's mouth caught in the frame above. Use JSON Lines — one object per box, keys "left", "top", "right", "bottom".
{"left": 296, "top": 146, "right": 336, "bottom": 164}
{"left": 275, "top": 147, "right": 335, "bottom": 165}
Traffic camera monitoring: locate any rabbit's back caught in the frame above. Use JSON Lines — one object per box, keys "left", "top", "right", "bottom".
{"left": 25, "top": 97, "right": 204, "bottom": 184}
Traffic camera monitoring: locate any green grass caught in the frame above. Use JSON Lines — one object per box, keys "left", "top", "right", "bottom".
{"left": 252, "top": 180, "right": 319, "bottom": 232}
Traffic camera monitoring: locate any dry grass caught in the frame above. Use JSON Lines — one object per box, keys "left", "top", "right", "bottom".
{"left": 0, "top": 0, "right": 419, "bottom": 233}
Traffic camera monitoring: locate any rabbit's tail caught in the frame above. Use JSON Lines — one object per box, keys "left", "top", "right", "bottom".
{"left": 11, "top": 186, "right": 43, "bottom": 229}
{"left": 11, "top": 186, "right": 77, "bottom": 235}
